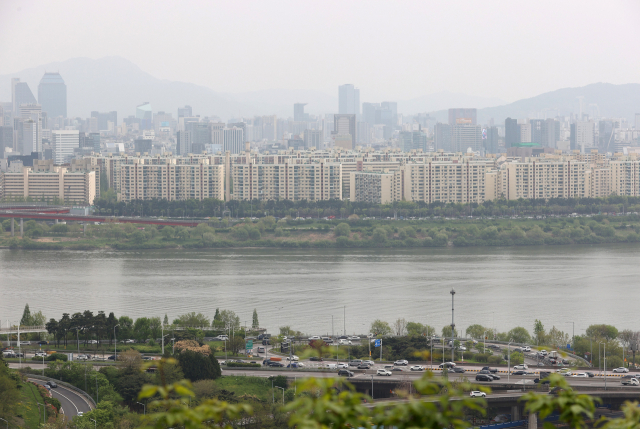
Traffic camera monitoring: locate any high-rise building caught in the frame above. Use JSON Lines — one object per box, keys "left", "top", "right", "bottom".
{"left": 223, "top": 127, "right": 244, "bottom": 154}
{"left": 338, "top": 84, "right": 360, "bottom": 115}
{"left": 294, "top": 103, "right": 307, "bottom": 122}
{"left": 399, "top": 130, "right": 427, "bottom": 152}
{"left": 38, "top": 72, "right": 67, "bottom": 119}
{"left": 136, "top": 102, "right": 152, "bottom": 130}
{"left": 333, "top": 114, "right": 356, "bottom": 148}
{"left": 434, "top": 123, "right": 452, "bottom": 151}
{"left": 570, "top": 121, "right": 595, "bottom": 152}
{"left": 0, "top": 126, "right": 12, "bottom": 158}
{"left": 176, "top": 130, "right": 192, "bottom": 155}
{"left": 11, "top": 78, "right": 37, "bottom": 114}
{"left": 362, "top": 102, "right": 380, "bottom": 126}
{"left": 178, "top": 105, "right": 192, "bottom": 118}
{"left": 484, "top": 126, "right": 500, "bottom": 154}
{"left": 448, "top": 108, "right": 477, "bottom": 126}
{"left": 52, "top": 130, "right": 79, "bottom": 164}
{"left": 505, "top": 118, "right": 519, "bottom": 148}
{"left": 381, "top": 102, "right": 398, "bottom": 127}
{"left": 186, "top": 121, "right": 211, "bottom": 154}
{"left": 451, "top": 124, "right": 482, "bottom": 152}
{"left": 91, "top": 111, "right": 117, "bottom": 132}
{"left": 519, "top": 122, "right": 531, "bottom": 143}
{"left": 303, "top": 129, "right": 322, "bottom": 149}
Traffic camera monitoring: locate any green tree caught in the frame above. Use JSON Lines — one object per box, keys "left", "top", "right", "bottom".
{"left": 177, "top": 348, "right": 222, "bottom": 382}
{"left": 117, "top": 316, "right": 134, "bottom": 340}
{"left": 406, "top": 322, "right": 435, "bottom": 337}
{"left": 586, "top": 324, "right": 619, "bottom": 340}
{"left": 252, "top": 309, "right": 259, "bottom": 328}
{"left": 176, "top": 312, "right": 210, "bottom": 327}
{"left": 163, "top": 314, "right": 169, "bottom": 326}
{"left": 334, "top": 222, "right": 351, "bottom": 237}
{"left": 20, "top": 303, "right": 33, "bottom": 326}
{"left": 0, "top": 356, "right": 20, "bottom": 418}
{"left": 466, "top": 324, "right": 487, "bottom": 339}
{"left": 533, "top": 319, "right": 545, "bottom": 344}
{"left": 442, "top": 326, "right": 459, "bottom": 338}
{"left": 160, "top": 226, "right": 175, "bottom": 239}
{"left": 370, "top": 319, "right": 391, "bottom": 336}
{"left": 507, "top": 327, "right": 531, "bottom": 344}
{"left": 372, "top": 227, "right": 388, "bottom": 243}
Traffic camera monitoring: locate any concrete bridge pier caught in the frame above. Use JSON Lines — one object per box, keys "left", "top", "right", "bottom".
{"left": 11, "top": 218, "right": 14, "bottom": 236}
{"left": 20, "top": 218, "right": 23, "bottom": 237}
{"left": 528, "top": 413, "right": 537, "bottom": 429}
{"left": 511, "top": 405, "right": 520, "bottom": 421}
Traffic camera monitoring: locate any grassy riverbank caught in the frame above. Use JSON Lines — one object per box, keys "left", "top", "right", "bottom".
{"left": 2, "top": 214, "right": 640, "bottom": 250}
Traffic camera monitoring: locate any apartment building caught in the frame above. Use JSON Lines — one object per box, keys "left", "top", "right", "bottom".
{"left": 0, "top": 166, "right": 96, "bottom": 204}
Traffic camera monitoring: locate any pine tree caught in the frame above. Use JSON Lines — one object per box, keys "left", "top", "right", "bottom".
{"left": 163, "top": 314, "right": 169, "bottom": 326}
{"left": 20, "top": 304, "right": 32, "bottom": 326}
{"left": 214, "top": 308, "right": 221, "bottom": 321}
{"left": 252, "top": 308, "right": 259, "bottom": 328}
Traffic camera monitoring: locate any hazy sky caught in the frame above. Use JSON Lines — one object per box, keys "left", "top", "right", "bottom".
{"left": 1, "top": 0, "right": 639, "bottom": 103}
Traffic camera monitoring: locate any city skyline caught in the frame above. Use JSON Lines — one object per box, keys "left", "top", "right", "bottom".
{"left": 1, "top": 0, "right": 639, "bottom": 104}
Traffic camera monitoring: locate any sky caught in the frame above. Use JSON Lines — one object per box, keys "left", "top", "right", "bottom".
{"left": 1, "top": 0, "right": 639, "bottom": 103}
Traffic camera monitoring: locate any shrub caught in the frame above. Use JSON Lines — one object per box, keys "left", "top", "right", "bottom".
{"left": 274, "top": 227, "right": 284, "bottom": 237}
{"left": 233, "top": 227, "right": 249, "bottom": 240}
{"left": 46, "top": 353, "right": 68, "bottom": 362}
{"left": 334, "top": 223, "right": 351, "bottom": 237}
{"left": 487, "top": 355, "right": 503, "bottom": 364}
{"left": 226, "top": 362, "right": 261, "bottom": 368}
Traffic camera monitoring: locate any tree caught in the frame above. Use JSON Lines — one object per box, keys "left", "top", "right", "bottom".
{"left": 372, "top": 227, "right": 388, "bottom": 243}
{"left": 20, "top": 303, "right": 32, "bottom": 326}
{"left": 466, "top": 324, "right": 487, "bottom": 339}
{"left": 218, "top": 309, "right": 240, "bottom": 332}
{"left": 507, "top": 327, "right": 531, "bottom": 344}
{"left": 252, "top": 309, "right": 259, "bottom": 329}
{"left": 406, "top": 322, "right": 435, "bottom": 337}
{"left": 0, "top": 355, "right": 20, "bottom": 417}
{"left": 370, "top": 319, "right": 391, "bottom": 336}
{"left": 160, "top": 226, "right": 175, "bottom": 239}
{"left": 533, "top": 319, "right": 545, "bottom": 344}
{"left": 334, "top": 223, "right": 351, "bottom": 237}
{"left": 163, "top": 314, "right": 169, "bottom": 326}
{"left": 118, "top": 316, "right": 134, "bottom": 340}
{"left": 117, "top": 349, "right": 143, "bottom": 371}
{"left": 177, "top": 348, "right": 221, "bottom": 382}
{"left": 586, "top": 324, "right": 619, "bottom": 340}
{"left": 441, "top": 326, "right": 459, "bottom": 338}
{"left": 176, "top": 312, "right": 210, "bottom": 327}
{"left": 133, "top": 317, "right": 152, "bottom": 341}
{"left": 393, "top": 318, "right": 407, "bottom": 336}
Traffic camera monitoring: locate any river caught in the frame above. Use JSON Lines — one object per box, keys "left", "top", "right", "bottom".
{"left": 0, "top": 245, "right": 635, "bottom": 336}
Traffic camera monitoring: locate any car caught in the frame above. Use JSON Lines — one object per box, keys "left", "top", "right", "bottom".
{"left": 439, "top": 362, "right": 456, "bottom": 369}
{"left": 489, "top": 374, "right": 501, "bottom": 380}
{"left": 349, "top": 359, "right": 363, "bottom": 366}
{"left": 286, "top": 355, "right": 299, "bottom": 361}
{"left": 88, "top": 340, "right": 98, "bottom": 344}
{"left": 453, "top": 367, "right": 466, "bottom": 373}
{"left": 377, "top": 369, "right": 392, "bottom": 376}
{"left": 338, "top": 336, "right": 348, "bottom": 340}
{"left": 357, "top": 363, "right": 371, "bottom": 369}
{"left": 262, "top": 339, "right": 271, "bottom": 345}
{"left": 475, "top": 374, "right": 493, "bottom": 382}
{"left": 310, "top": 356, "right": 324, "bottom": 362}
{"left": 457, "top": 346, "right": 467, "bottom": 351}
{"left": 572, "top": 373, "right": 588, "bottom": 378}
{"left": 308, "top": 336, "right": 321, "bottom": 340}
{"left": 491, "top": 414, "right": 510, "bottom": 423}
{"left": 337, "top": 363, "right": 349, "bottom": 369}
{"left": 77, "top": 354, "right": 88, "bottom": 360}
{"left": 338, "top": 369, "right": 354, "bottom": 377}
{"left": 513, "top": 364, "right": 528, "bottom": 370}
{"left": 394, "top": 359, "right": 408, "bottom": 366}
{"left": 77, "top": 412, "right": 83, "bottom": 417}
{"left": 19, "top": 341, "right": 30, "bottom": 345}
{"left": 349, "top": 336, "right": 360, "bottom": 341}
{"left": 622, "top": 378, "right": 639, "bottom": 386}
{"left": 37, "top": 341, "right": 49, "bottom": 345}
{"left": 613, "top": 367, "right": 629, "bottom": 373}
{"left": 481, "top": 366, "right": 498, "bottom": 373}
{"left": 338, "top": 339, "right": 352, "bottom": 345}
{"left": 363, "top": 360, "right": 374, "bottom": 366}
{"left": 287, "top": 362, "right": 304, "bottom": 368}
{"left": 549, "top": 386, "right": 572, "bottom": 395}
{"left": 124, "top": 339, "right": 135, "bottom": 344}
{"left": 585, "top": 372, "right": 595, "bottom": 378}
{"left": 35, "top": 351, "right": 47, "bottom": 357}
{"left": 219, "top": 360, "right": 226, "bottom": 365}
{"left": 470, "top": 391, "right": 486, "bottom": 397}
{"left": 410, "top": 365, "right": 424, "bottom": 371}
{"left": 522, "top": 346, "right": 531, "bottom": 352}
{"left": 45, "top": 381, "right": 58, "bottom": 388}
{"left": 512, "top": 370, "right": 527, "bottom": 375}
{"left": 107, "top": 355, "right": 116, "bottom": 360}
{"left": 270, "top": 362, "right": 285, "bottom": 367}
{"left": 391, "top": 367, "right": 405, "bottom": 371}
{"left": 539, "top": 350, "right": 548, "bottom": 356}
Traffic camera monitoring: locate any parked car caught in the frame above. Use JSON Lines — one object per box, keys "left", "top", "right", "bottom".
{"left": 377, "top": 369, "right": 392, "bottom": 376}
{"left": 470, "top": 391, "right": 486, "bottom": 397}
{"left": 410, "top": 365, "right": 424, "bottom": 371}
{"left": 285, "top": 355, "right": 299, "bottom": 361}
{"left": 394, "top": 359, "right": 408, "bottom": 366}
{"left": 513, "top": 364, "right": 528, "bottom": 370}
{"left": 45, "top": 381, "right": 58, "bottom": 388}
{"left": 475, "top": 374, "right": 493, "bottom": 382}
{"left": 338, "top": 369, "right": 354, "bottom": 377}
{"left": 613, "top": 367, "right": 629, "bottom": 373}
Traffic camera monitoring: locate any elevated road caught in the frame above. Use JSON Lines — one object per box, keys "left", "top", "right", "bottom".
{"left": 29, "top": 378, "right": 93, "bottom": 417}
{"left": 0, "top": 210, "right": 203, "bottom": 227}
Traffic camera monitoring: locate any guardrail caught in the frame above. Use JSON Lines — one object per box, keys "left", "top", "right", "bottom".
{"left": 479, "top": 420, "right": 526, "bottom": 429}
{"left": 27, "top": 374, "right": 96, "bottom": 409}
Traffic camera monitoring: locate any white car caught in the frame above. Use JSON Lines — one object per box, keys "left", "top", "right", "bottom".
{"left": 337, "top": 363, "right": 349, "bottom": 369}
{"left": 410, "top": 365, "right": 425, "bottom": 371}
{"left": 77, "top": 412, "right": 84, "bottom": 417}
{"left": 394, "top": 359, "right": 408, "bottom": 366}
{"left": 513, "top": 364, "right": 528, "bottom": 370}
{"left": 349, "top": 336, "right": 360, "bottom": 341}
{"left": 35, "top": 351, "right": 47, "bottom": 357}
{"left": 377, "top": 369, "right": 392, "bottom": 376}
{"left": 572, "top": 373, "right": 588, "bottom": 378}
{"left": 458, "top": 346, "right": 467, "bottom": 351}
{"left": 338, "top": 339, "right": 352, "bottom": 345}
{"left": 539, "top": 350, "right": 548, "bottom": 356}
{"left": 77, "top": 354, "right": 89, "bottom": 360}
{"left": 286, "top": 355, "right": 299, "bottom": 361}
{"left": 308, "top": 336, "right": 321, "bottom": 341}
{"left": 19, "top": 341, "right": 30, "bottom": 345}
{"left": 522, "top": 346, "right": 531, "bottom": 352}
{"left": 613, "top": 367, "right": 629, "bottom": 373}
{"left": 363, "top": 360, "right": 375, "bottom": 366}
{"left": 470, "top": 391, "right": 486, "bottom": 398}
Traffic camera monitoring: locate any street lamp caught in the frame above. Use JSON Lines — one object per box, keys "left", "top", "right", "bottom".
{"left": 567, "top": 322, "right": 574, "bottom": 350}
{"left": 275, "top": 386, "right": 285, "bottom": 404}
{"left": 450, "top": 288, "right": 456, "bottom": 362}
{"left": 136, "top": 402, "right": 146, "bottom": 415}
{"left": 600, "top": 342, "right": 607, "bottom": 391}
{"left": 507, "top": 338, "right": 514, "bottom": 382}
{"left": 90, "top": 418, "right": 97, "bottom": 429}
{"left": 114, "top": 324, "right": 120, "bottom": 360}
{"left": 0, "top": 417, "right": 7, "bottom": 429}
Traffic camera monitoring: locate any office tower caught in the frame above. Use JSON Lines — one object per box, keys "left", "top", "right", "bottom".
{"left": 530, "top": 119, "right": 545, "bottom": 145}
{"left": 357, "top": 122, "right": 370, "bottom": 145}
{"left": 178, "top": 105, "right": 192, "bottom": 118}
{"left": 1, "top": 103, "right": 12, "bottom": 128}
{"left": 11, "top": 78, "right": 37, "bottom": 114}
{"left": 186, "top": 121, "right": 211, "bottom": 154}
{"left": 38, "top": 72, "right": 67, "bottom": 119}
{"left": 176, "top": 130, "right": 192, "bottom": 155}
{"left": 636, "top": 113, "right": 640, "bottom": 130}
{"left": 52, "top": 130, "right": 79, "bottom": 164}
{"left": 338, "top": 84, "right": 360, "bottom": 115}
{"left": 88, "top": 133, "right": 101, "bottom": 152}
{"left": 228, "top": 122, "right": 246, "bottom": 143}
{"left": 505, "top": 118, "right": 519, "bottom": 148}
{"left": 0, "top": 126, "right": 12, "bottom": 158}
{"left": 598, "top": 120, "right": 615, "bottom": 149}
{"left": 154, "top": 111, "right": 174, "bottom": 133}
{"left": 136, "top": 102, "right": 152, "bottom": 130}
{"left": 570, "top": 121, "right": 595, "bottom": 152}
{"left": 399, "top": 130, "right": 427, "bottom": 152}
{"left": 134, "top": 139, "right": 153, "bottom": 153}
{"left": 21, "top": 119, "right": 40, "bottom": 154}
{"left": 91, "top": 111, "right": 117, "bottom": 131}
{"left": 484, "top": 126, "right": 499, "bottom": 154}
{"left": 451, "top": 124, "right": 482, "bottom": 152}
{"left": 448, "top": 108, "right": 477, "bottom": 126}
{"left": 381, "top": 102, "right": 398, "bottom": 126}
{"left": 434, "top": 123, "right": 452, "bottom": 151}
{"left": 20, "top": 103, "right": 41, "bottom": 120}
{"left": 223, "top": 127, "right": 244, "bottom": 154}
{"left": 333, "top": 114, "right": 356, "bottom": 148}
{"left": 362, "top": 102, "right": 380, "bottom": 126}
{"left": 303, "top": 129, "right": 322, "bottom": 149}
{"left": 519, "top": 122, "right": 531, "bottom": 143}
{"left": 294, "top": 103, "right": 307, "bottom": 122}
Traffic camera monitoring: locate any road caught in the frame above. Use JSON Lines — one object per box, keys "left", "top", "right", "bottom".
{"left": 29, "top": 378, "right": 93, "bottom": 417}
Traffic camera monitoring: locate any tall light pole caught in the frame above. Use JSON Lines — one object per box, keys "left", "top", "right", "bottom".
{"left": 136, "top": 402, "right": 146, "bottom": 415}
{"left": 114, "top": 324, "right": 120, "bottom": 360}
{"left": 508, "top": 338, "right": 514, "bottom": 382}
{"left": 90, "top": 418, "right": 96, "bottom": 429}
{"left": 600, "top": 342, "right": 607, "bottom": 391}
{"left": 276, "top": 386, "right": 285, "bottom": 404}
{"left": 450, "top": 288, "right": 456, "bottom": 362}
{"left": 0, "top": 417, "right": 8, "bottom": 429}
{"left": 567, "top": 322, "right": 574, "bottom": 349}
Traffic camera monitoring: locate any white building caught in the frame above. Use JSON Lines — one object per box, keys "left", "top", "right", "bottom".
{"left": 223, "top": 127, "right": 244, "bottom": 154}
{"left": 52, "top": 130, "right": 79, "bottom": 164}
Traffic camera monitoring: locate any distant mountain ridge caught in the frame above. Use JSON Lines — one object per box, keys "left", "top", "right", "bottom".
{"left": 0, "top": 56, "right": 637, "bottom": 122}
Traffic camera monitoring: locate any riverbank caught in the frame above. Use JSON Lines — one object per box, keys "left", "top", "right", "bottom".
{"left": 1, "top": 214, "right": 640, "bottom": 250}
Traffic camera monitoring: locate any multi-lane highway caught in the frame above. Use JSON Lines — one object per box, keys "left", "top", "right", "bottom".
{"left": 28, "top": 378, "right": 93, "bottom": 417}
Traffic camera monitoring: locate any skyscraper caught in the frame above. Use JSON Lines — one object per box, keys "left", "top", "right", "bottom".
{"left": 11, "top": 78, "right": 37, "bottom": 114}
{"left": 451, "top": 125, "right": 482, "bottom": 152}
{"left": 38, "top": 72, "right": 67, "bottom": 119}
{"left": 294, "top": 103, "right": 307, "bottom": 122}
{"left": 434, "top": 123, "right": 452, "bottom": 151}
{"left": 52, "top": 130, "right": 79, "bottom": 164}
{"left": 333, "top": 114, "right": 356, "bottom": 149}
{"left": 303, "top": 129, "right": 322, "bottom": 149}
{"left": 338, "top": 84, "right": 360, "bottom": 115}
{"left": 362, "top": 102, "right": 380, "bottom": 126}
{"left": 504, "top": 118, "right": 519, "bottom": 148}
{"left": 448, "top": 108, "right": 477, "bottom": 126}
{"left": 223, "top": 127, "right": 244, "bottom": 154}
{"left": 91, "top": 111, "right": 117, "bottom": 132}
{"left": 178, "top": 105, "right": 192, "bottom": 118}
{"left": 136, "top": 102, "right": 152, "bottom": 130}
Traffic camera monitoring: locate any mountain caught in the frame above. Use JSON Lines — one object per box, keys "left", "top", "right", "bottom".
{"left": 398, "top": 91, "right": 505, "bottom": 115}
{"left": 223, "top": 89, "right": 337, "bottom": 118}
{"left": 0, "top": 56, "right": 249, "bottom": 119}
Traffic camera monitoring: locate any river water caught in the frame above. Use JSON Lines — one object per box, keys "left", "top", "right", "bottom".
{"left": 0, "top": 245, "right": 635, "bottom": 336}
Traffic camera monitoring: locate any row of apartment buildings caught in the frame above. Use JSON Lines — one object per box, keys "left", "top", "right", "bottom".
{"left": 2, "top": 148, "right": 640, "bottom": 205}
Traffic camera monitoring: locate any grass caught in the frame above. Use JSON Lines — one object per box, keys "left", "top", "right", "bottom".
{"left": 16, "top": 382, "right": 45, "bottom": 428}
{"left": 214, "top": 375, "right": 277, "bottom": 403}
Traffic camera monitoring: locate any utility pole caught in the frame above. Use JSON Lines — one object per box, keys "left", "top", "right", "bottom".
{"left": 343, "top": 306, "right": 346, "bottom": 337}
{"left": 450, "top": 288, "right": 456, "bottom": 362}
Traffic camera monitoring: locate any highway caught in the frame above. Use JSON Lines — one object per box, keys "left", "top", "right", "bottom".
{"left": 29, "top": 378, "right": 93, "bottom": 417}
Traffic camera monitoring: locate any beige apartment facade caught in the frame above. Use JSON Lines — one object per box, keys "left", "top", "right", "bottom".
{"left": 1, "top": 167, "right": 96, "bottom": 204}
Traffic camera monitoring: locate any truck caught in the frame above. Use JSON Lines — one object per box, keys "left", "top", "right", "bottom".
{"left": 548, "top": 351, "right": 559, "bottom": 359}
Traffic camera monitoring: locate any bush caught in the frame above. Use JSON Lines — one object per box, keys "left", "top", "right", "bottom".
{"left": 487, "top": 355, "right": 503, "bottom": 365}
{"left": 46, "top": 353, "right": 68, "bottom": 362}
{"left": 226, "top": 362, "right": 261, "bottom": 368}
{"left": 474, "top": 353, "right": 491, "bottom": 363}
{"left": 233, "top": 227, "right": 249, "bottom": 240}
{"left": 334, "top": 223, "right": 351, "bottom": 237}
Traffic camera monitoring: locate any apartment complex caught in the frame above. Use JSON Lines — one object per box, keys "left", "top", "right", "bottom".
{"left": 0, "top": 166, "right": 96, "bottom": 204}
